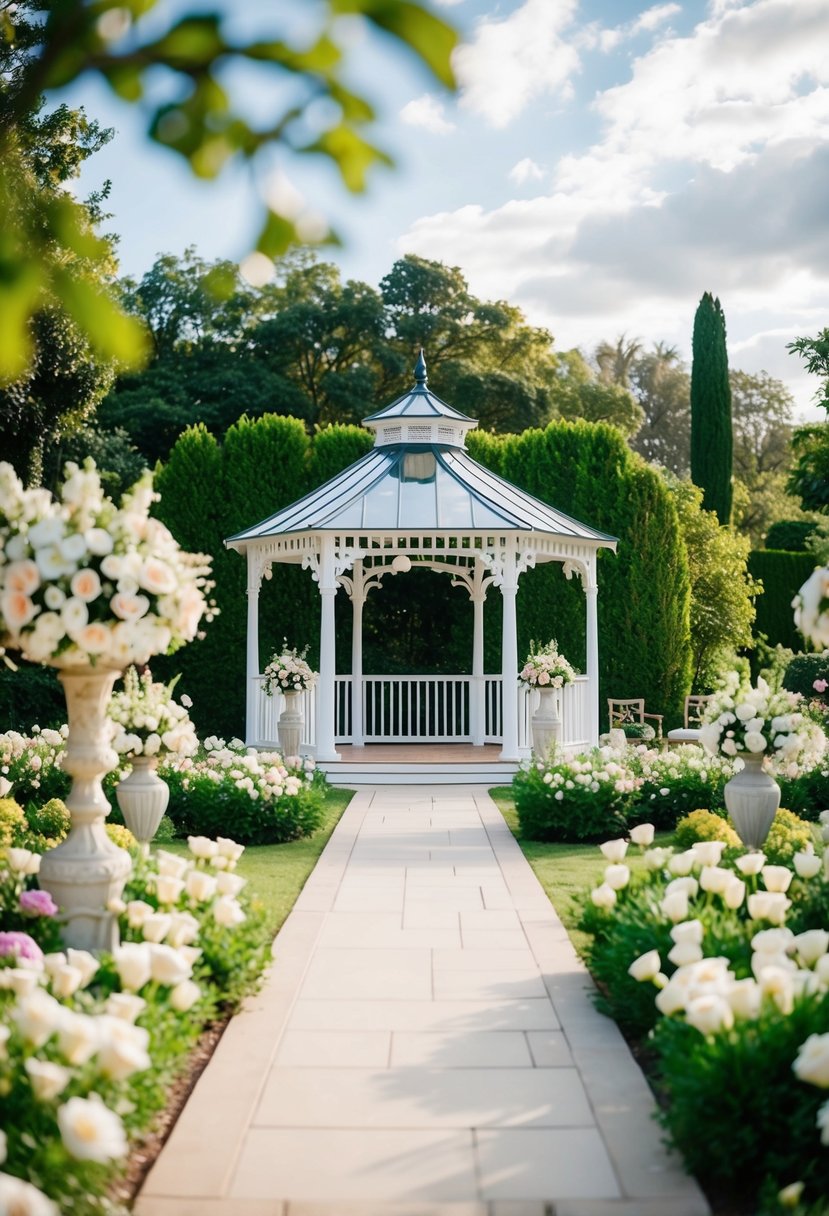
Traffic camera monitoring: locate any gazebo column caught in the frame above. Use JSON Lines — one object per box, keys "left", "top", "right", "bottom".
{"left": 245, "top": 549, "right": 262, "bottom": 747}
{"left": 586, "top": 577, "right": 600, "bottom": 747}
{"left": 351, "top": 561, "right": 365, "bottom": 747}
{"left": 499, "top": 548, "right": 520, "bottom": 761}
{"left": 316, "top": 536, "right": 340, "bottom": 762}
{"left": 471, "top": 571, "right": 486, "bottom": 747}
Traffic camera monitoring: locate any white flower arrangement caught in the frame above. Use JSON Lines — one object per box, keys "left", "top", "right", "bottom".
{"left": 0, "top": 459, "right": 215, "bottom": 668}
{"left": 108, "top": 668, "right": 198, "bottom": 760}
{"left": 519, "top": 639, "right": 576, "bottom": 688}
{"left": 698, "top": 673, "right": 820, "bottom": 763}
{"left": 262, "top": 641, "right": 316, "bottom": 695}
{"left": 794, "top": 567, "right": 829, "bottom": 651}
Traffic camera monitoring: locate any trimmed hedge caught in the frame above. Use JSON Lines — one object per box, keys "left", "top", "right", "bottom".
{"left": 748, "top": 550, "right": 816, "bottom": 651}
{"left": 765, "top": 520, "right": 817, "bottom": 552}
{"left": 156, "top": 416, "right": 692, "bottom": 736}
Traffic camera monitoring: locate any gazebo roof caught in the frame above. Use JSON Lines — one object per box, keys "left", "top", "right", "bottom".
{"left": 226, "top": 352, "right": 617, "bottom": 554}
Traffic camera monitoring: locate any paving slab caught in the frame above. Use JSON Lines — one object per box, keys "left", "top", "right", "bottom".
{"left": 136, "top": 786, "right": 710, "bottom": 1216}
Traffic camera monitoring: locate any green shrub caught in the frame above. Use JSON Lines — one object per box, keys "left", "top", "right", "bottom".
{"left": 513, "top": 755, "right": 631, "bottom": 842}
{"left": 763, "top": 807, "right": 816, "bottom": 864}
{"left": 0, "top": 798, "right": 27, "bottom": 847}
{"left": 783, "top": 651, "right": 829, "bottom": 700}
{"left": 674, "top": 808, "right": 739, "bottom": 850}
{"left": 749, "top": 550, "right": 817, "bottom": 650}
{"left": 765, "top": 520, "right": 817, "bottom": 552}
{"left": 24, "top": 797, "right": 70, "bottom": 841}
{"left": 629, "top": 744, "right": 730, "bottom": 830}
{"left": 777, "top": 763, "right": 829, "bottom": 821}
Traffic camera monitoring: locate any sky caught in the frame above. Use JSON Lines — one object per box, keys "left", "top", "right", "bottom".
{"left": 63, "top": 0, "right": 829, "bottom": 419}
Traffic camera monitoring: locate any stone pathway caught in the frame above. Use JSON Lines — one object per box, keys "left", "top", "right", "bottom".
{"left": 135, "top": 787, "right": 710, "bottom": 1216}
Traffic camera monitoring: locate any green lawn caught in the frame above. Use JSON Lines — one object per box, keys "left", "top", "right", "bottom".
{"left": 159, "top": 787, "right": 353, "bottom": 935}
{"left": 489, "top": 786, "right": 672, "bottom": 954}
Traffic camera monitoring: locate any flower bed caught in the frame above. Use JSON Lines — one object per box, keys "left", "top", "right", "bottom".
{"left": 0, "top": 832, "right": 270, "bottom": 1215}
{"left": 574, "top": 816, "right": 829, "bottom": 1210}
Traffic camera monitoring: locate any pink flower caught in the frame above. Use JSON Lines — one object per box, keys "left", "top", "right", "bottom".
{"left": 19, "top": 889, "right": 59, "bottom": 918}
{"left": 0, "top": 930, "right": 44, "bottom": 965}
{"left": 813, "top": 679, "right": 828, "bottom": 694}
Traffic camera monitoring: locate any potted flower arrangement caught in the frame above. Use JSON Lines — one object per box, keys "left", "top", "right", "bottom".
{"left": 699, "top": 673, "right": 822, "bottom": 848}
{"left": 109, "top": 668, "right": 198, "bottom": 851}
{"left": 263, "top": 642, "right": 317, "bottom": 759}
{"left": 0, "top": 458, "right": 215, "bottom": 950}
{"left": 519, "top": 640, "right": 577, "bottom": 758}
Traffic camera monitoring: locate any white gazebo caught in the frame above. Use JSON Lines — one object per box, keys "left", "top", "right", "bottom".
{"left": 226, "top": 353, "right": 617, "bottom": 783}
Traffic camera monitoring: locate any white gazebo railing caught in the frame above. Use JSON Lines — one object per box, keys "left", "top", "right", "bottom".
{"left": 251, "top": 674, "right": 591, "bottom": 754}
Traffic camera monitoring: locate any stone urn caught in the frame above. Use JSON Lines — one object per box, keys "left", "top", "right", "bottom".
{"left": 724, "top": 752, "right": 781, "bottom": 850}
{"left": 116, "top": 755, "right": 170, "bottom": 855}
{"left": 278, "top": 690, "right": 303, "bottom": 759}
{"left": 531, "top": 686, "right": 562, "bottom": 759}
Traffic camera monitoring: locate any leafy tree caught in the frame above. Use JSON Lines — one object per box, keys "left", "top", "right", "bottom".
{"left": 690, "top": 292, "right": 733, "bottom": 524}
{"left": 595, "top": 335, "right": 643, "bottom": 388}
{"left": 788, "top": 328, "right": 829, "bottom": 514}
{"left": 668, "top": 479, "right": 758, "bottom": 690}
{"left": 0, "top": 0, "right": 457, "bottom": 380}
{"left": 627, "top": 344, "right": 691, "bottom": 474}
{"left": 42, "top": 422, "right": 147, "bottom": 500}
{"left": 553, "top": 350, "right": 644, "bottom": 438}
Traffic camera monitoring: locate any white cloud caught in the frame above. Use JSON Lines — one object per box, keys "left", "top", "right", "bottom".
{"left": 453, "top": 0, "right": 580, "bottom": 128}
{"left": 632, "top": 3, "right": 682, "bottom": 33}
{"left": 397, "top": 0, "right": 829, "bottom": 413}
{"left": 399, "top": 94, "right": 456, "bottom": 135}
{"left": 509, "top": 157, "right": 544, "bottom": 185}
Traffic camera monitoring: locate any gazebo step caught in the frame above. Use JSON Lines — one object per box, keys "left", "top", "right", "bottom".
{"left": 319, "top": 761, "right": 520, "bottom": 786}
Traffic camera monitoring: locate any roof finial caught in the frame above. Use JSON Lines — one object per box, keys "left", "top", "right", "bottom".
{"left": 414, "top": 348, "right": 427, "bottom": 385}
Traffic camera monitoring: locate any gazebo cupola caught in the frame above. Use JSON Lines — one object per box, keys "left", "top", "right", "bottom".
{"left": 226, "top": 351, "right": 617, "bottom": 774}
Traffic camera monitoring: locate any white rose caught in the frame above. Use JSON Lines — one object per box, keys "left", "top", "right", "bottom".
{"left": 4, "top": 558, "right": 40, "bottom": 595}
{"left": 213, "top": 896, "right": 246, "bottom": 927}
{"left": 685, "top": 994, "right": 734, "bottom": 1036}
{"left": 743, "top": 731, "right": 767, "bottom": 754}
{"left": 70, "top": 568, "right": 102, "bottom": 602}
{"left": 149, "top": 943, "right": 192, "bottom": 987}
{"left": 762, "top": 866, "right": 794, "bottom": 894}
{"left": 77, "top": 623, "right": 111, "bottom": 655}
{"left": 25, "top": 1058, "right": 71, "bottom": 1101}
{"left": 629, "top": 823, "right": 655, "bottom": 847}
{"left": 58, "top": 1095, "right": 128, "bottom": 1163}
{"left": 57, "top": 1011, "right": 100, "bottom": 1066}
{"left": 85, "top": 527, "right": 114, "bottom": 556}
{"left": 599, "top": 838, "right": 628, "bottom": 863}
{"left": 97, "top": 1016, "right": 152, "bottom": 1081}
{"left": 628, "top": 950, "right": 661, "bottom": 982}
{"left": 60, "top": 596, "right": 88, "bottom": 639}
{"left": 0, "top": 1174, "right": 59, "bottom": 1216}
{"left": 44, "top": 585, "right": 65, "bottom": 610}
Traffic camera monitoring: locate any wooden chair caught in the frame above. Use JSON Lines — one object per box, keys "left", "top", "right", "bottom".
{"left": 666, "top": 694, "right": 713, "bottom": 747}
{"left": 607, "top": 698, "right": 663, "bottom": 740}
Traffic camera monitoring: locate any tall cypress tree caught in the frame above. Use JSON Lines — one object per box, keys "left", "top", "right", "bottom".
{"left": 690, "top": 292, "right": 733, "bottom": 524}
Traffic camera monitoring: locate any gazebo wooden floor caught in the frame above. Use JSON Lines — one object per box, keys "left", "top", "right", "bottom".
{"left": 335, "top": 743, "right": 503, "bottom": 763}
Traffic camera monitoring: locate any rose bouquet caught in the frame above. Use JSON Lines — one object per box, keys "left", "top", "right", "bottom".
{"left": 0, "top": 459, "right": 215, "bottom": 668}
{"left": 519, "top": 639, "right": 576, "bottom": 688}
{"left": 699, "top": 672, "right": 820, "bottom": 764}
{"left": 108, "top": 668, "right": 198, "bottom": 760}
{"left": 262, "top": 641, "right": 316, "bottom": 696}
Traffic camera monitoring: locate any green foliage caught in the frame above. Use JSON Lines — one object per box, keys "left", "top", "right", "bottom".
{"left": 788, "top": 328, "right": 829, "bottom": 414}
{"left": 790, "top": 424, "right": 829, "bottom": 513}
{"left": 690, "top": 292, "right": 733, "bottom": 525}
{"left": 24, "top": 797, "right": 70, "bottom": 843}
{"left": 0, "top": 798, "right": 27, "bottom": 846}
{"left": 783, "top": 651, "right": 829, "bottom": 700}
{"left": 749, "top": 550, "right": 817, "bottom": 651}
{"left": 0, "top": 1, "right": 458, "bottom": 381}
{"left": 762, "top": 808, "right": 817, "bottom": 865}
{"left": 654, "top": 997, "right": 829, "bottom": 1201}
{"left": 512, "top": 758, "right": 631, "bottom": 842}
{"left": 674, "top": 808, "right": 739, "bottom": 849}
{"left": 0, "top": 662, "right": 65, "bottom": 733}
{"left": 766, "top": 520, "right": 818, "bottom": 552}
{"left": 668, "top": 478, "right": 758, "bottom": 688}
{"left": 163, "top": 767, "right": 327, "bottom": 845}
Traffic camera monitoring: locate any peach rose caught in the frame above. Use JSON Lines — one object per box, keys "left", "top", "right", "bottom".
{"left": 2, "top": 590, "right": 39, "bottom": 631}
{"left": 70, "top": 568, "right": 102, "bottom": 603}
{"left": 111, "top": 592, "right": 150, "bottom": 621}
{"left": 138, "top": 559, "right": 176, "bottom": 595}
{"left": 5, "top": 559, "right": 41, "bottom": 595}
{"left": 77, "top": 623, "right": 111, "bottom": 655}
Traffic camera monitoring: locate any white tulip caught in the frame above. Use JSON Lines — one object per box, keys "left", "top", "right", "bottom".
{"left": 670, "top": 919, "right": 704, "bottom": 946}
{"left": 11, "top": 989, "right": 64, "bottom": 1047}
{"left": 794, "top": 851, "right": 822, "bottom": 879}
{"left": 691, "top": 841, "right": 726, "bottom": 867}
{"left": 629, "top": 823, "right": 655, "bottom": 848}
{"left": 667, "top": 851, "right": 697, "bottom": 877}
{"left": 723, "top": 877, "right": 747, "bottom": 909}
{"left": 113, "top": 942, "right": 153, "bottom": 992}
{"left": 57, "top": 1011, "right": 100, "bottom": 1066}
{"left": 643, "top": 846, "right": 673, "bottom": 870}
{"left": 185, "top": 869, "right": 217, "bottom": 902}
{"left": 660, "top": 890, "right": 689, "bottom": 922}
{"left": 600, "top": 838, "right": 628, "bottom": 863}
{"left": 3, "top": 968, "right": 39, "bottom": 998}
{"left": 685, "top": 994, "right": 734, "bottom": 1036}
{"left": 215, "top": 870, "right": 246, "bottom": 898}
{"left": 759, "top": 965, "right": 796, "bottom": 1015}
{"left": 126, "top": 900, "right": 154, "bottom": 929}
{"left": 156, "top": 850, "right": 191, "bottom": 880}
{"left": 25, "top": 1058, "right": 71, "bottom": 1101}
{"left": 699, "top": 865, "right": 731, "bottom": 895}
{"left": 215, "top": 836, "right": 245, "bottom": 862}
{"left": 188, "top": 835, "right": 218, "bottom": 859}
{"left": 762, "top": 865, "right": 794, "bottom": 894}
{"left": 96, "top": 1016, "right": 152, "bottom": 1081}
{"left": 104, "top": 992, "right": 146, "bottom": 1023}
{"left": 665, "top": 876, "right": 699, "bottom": 899}
{"left": 149, "top": 943, "right": 192, "bottom": 987}
{"left": 794, "top": 1032, "right": 829, "bottom": 1088}
{"left": 58, "top": 1095, "right": 128, "bottom": 1163}
{"left": 141, "top": 912, "right": 172, "bottom": 943}
{"left": 795, "top": 930, "right": 829, "bottom": 968}
{"left": 668, "top": 941, "right": 704, "bottom": 967}
{"left": 727, "top": 978, "right": 762, "bottom": 1020}
{"left": 590, "top": 883, "right": 617, "bottom": 910}
{"left": 65, "top": 949, "right": 99, "bottom": 988}
{"left": 213, "top": 896, "right": 246, "bottom": 927}
{"left": 166, "top": 911, "right": 200, "bottom": 948}
{"left": 818, "top": 1099, "right": 829, "bottom": 1146}
{"left": 50, "top": 963, "right": 83, "bottom": 1000}
{"left": 154, "top": 875, "right": 185, "bottom": 905}
{"left": 748, "top": 892, "right": 791, "bottom": 924}
{"left": 655, "top": 978, "right": 688, "bottom": 1016}
{"left": 170, "top": 979, "right": 201, "bottom": 1012}
{"left": 752, "top": 927, "right": 795, "bottom": 955}
{"left": 735, "top": 852, "right": 766, "bottom": 876}
{"left": 628, "top": 950, "right": 661, "bottom": 982}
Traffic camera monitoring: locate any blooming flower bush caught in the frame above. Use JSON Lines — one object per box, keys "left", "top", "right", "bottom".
{"left": 0, "top": 459, "right": 215, "bottom": 668}
{"left": 699, "top": 672, "right": 819, "bottom": 763}
{"left": 575, "top": 818, "right": 829, "bottom": 1207}
{"left": 513, "top": 746, "right": 637, "bottom": 840}
{"left": 108, "top": 667, "right": 198, "bottom": 760}
{"left": 519, "top": 638, "right": 576, "bottom": 688}
{"left": 262, "top": 641, "right": 316, "bottom": 695}
{"left": 0, "top": 831, "right": 270, "bottom": 1215}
